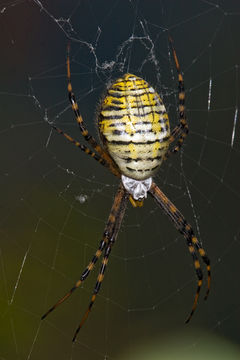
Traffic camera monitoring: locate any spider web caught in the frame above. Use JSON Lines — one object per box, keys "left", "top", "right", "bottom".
{"left": 1, "top": 0, "right": 240, "bottom": 359}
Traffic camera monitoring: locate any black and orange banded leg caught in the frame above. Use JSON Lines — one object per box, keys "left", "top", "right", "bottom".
{"left": 66, "top": 46, "right": 120, "bottom": 178}
{"left": 41, "top": 235, "right": 108, "bottom": 321}
{"left": 72, "top": 243, "right": 112, "bottom": 342}
{"left": 164, "top": 36, "right": 189, "bottom": 160}
{"left": 72, "top": 184, "right": 128, "bottom": 342}
{"left": 41, "top": 184, "right": 128, "bottom": 322}
{"left": 52, "top": 125, "right": 111, "bottom": 170}
{"left": 149, "top": 182, "right": 211, "bottom": 322}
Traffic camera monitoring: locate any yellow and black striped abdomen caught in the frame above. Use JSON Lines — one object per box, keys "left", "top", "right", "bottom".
{"left": 98, "top": 73, "right": 170, "bottom": 180}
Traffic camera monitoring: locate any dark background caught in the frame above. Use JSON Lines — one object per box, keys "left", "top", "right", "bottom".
{"left": 1, "top": 0, "right": 240, "bottom": 359}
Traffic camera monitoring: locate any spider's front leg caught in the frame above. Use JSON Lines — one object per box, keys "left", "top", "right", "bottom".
{"left": 149, "top": 182, "right": 211, "bottom": 322}
{"left": 72, "top": 183, "right": 128, "bottom": 341}
{"left": 41, "top": 184, "right": 128, "bottom": 326}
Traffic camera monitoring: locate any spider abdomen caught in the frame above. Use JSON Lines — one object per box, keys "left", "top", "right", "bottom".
{"left": 98, "top": 73, "right": 170, "bottom": 180}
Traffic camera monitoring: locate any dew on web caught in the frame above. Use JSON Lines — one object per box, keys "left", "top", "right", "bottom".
{"left": 75, "top": 194, "right": 88, "bottom": 204}
{"left": 1, "top": 0, "right": 240, "bottom": 359}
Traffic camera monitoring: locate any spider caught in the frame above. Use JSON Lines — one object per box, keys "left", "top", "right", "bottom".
{"left": 42, "top": 37, "right": 211, "bottom": 342}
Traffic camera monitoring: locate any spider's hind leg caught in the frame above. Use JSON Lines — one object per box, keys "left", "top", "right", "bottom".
{"left": 164, "top": 36, "right": 189, "bottom": 160}
{"left": 52, "top": 126, "right": 108, "bottom": 168}
{"left": 66, "top": 46, "right": 120, "bottom": 177}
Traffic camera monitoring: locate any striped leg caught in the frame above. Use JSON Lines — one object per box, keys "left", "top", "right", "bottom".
{"left": 72, "top": 184, "right": 128, "bottom": 342}
{"left": 72, "top": 243, "right": 112, "bottom": 342}
{"left": 164, "top": 36, "right": 189, "bottom": 160}
{"left": 66, "top": 46, "right": 120, "bottom": 177}
{"left": 41, "top": 184, "right": 128, "bottom": 321}
{"left": 52, "top": 126, "right": 110, "bottom": 170}
{"left": 149, "top": 182, "right": 211, "bottom": 323}
{"left": 41, "top": 233, "right": 109, "bottom": 321}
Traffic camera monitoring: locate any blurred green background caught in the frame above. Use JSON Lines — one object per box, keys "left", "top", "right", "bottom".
{"left": 1, "top": 0, "right": 240, "bottom": 359}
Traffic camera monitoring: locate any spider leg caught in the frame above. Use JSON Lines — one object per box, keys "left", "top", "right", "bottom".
{"left": 149, "top": 182, "right": 211, "bottom": 323}
{"left": 72, "top": 184, "right": 128, "bottom": 342}
{"left": 41, "top": 184, "right": 127, "bottom": 321}
{"left": 41, "top": 233, "right": 108, "bottom": 321}
{"left": 52, "top": 125, "right": 116, "bottom": 173}
{"left": 72, "top": 242, "right": 112, "bottom": 342}
{"left": 66, "top": 46, "right": 120, "bottom": 177}
{"left": 164, "top": 36, "right": 189, "bottom": 160}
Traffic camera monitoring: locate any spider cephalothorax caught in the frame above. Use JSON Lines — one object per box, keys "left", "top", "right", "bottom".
{"left": 42, "top": 37, "right": 211, "bottom": 342}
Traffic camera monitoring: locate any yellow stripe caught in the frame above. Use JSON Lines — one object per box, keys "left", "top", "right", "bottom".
{"left": 98, "top": 274, "right": 104, "bottom": 282}
{"left": 98, "top": 73, "right": 170, "bottom": 180}
{"left": 199, "top": 248, "right": 206, "bottom": 256}
{"left": 194, "top": 260, "right": 200, "bottom": 269}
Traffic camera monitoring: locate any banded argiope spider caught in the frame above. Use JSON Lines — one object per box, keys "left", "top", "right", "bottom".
{"left": 42, "top": 37, "right": 211, "bottom": 342}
